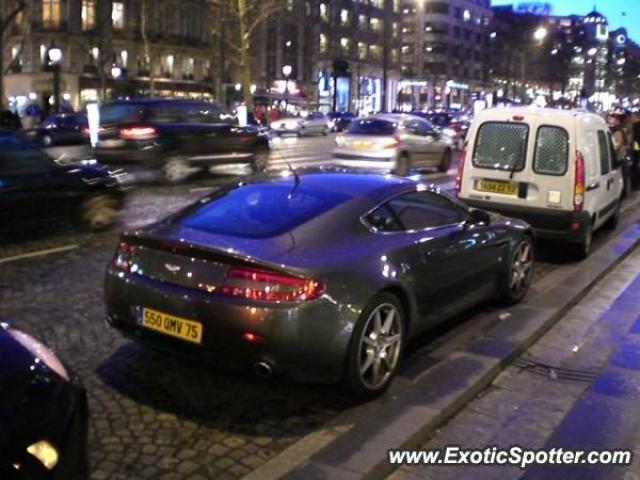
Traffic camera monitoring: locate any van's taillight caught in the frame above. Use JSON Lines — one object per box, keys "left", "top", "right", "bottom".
{"left": 455, "top": 141, "right": 468, "bottom": 197}
{"left": 220, "top": 267, "right": 324, "bottom": 302}
{"left": 574, "top": 150, "right": 586, "bottom": 212}
{"left": 112, "top": 241, "right": 136, "bottom": 270}
{"left": 119, "top": 126, "right": 158, "bottom": 140}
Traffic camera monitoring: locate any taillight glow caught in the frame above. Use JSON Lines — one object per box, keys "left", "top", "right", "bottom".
{"left": 243, "top": 332, "right": 263, "bottom": 343}
{"left": 381, "top": 136, "right": 401, "bottom": 149}
{"left": 119, "top": 126, "right": 157, "bottom": 140}
{"left": 455, "top": 141, "right": 468, "bottom": 196}
{"left": 574, "top": 150, "right": 585, "bottom": 212}
{"left": 220, "top": 267, "right": 324, "bottom": 302}
{"left": 112, "top": 241, "right": 136, "bottom": 270}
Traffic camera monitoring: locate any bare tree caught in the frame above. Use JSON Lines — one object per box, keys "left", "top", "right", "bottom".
{"left": 0, "top": 0, "right": 28, "bottom": 106}
{"left": 209, "top": 0, "right": 286, "bottom": 107}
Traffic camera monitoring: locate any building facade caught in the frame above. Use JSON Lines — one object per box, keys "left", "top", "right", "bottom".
{"left": 2, "top": 0, "right": 214, "bottom": 114}
{"left": 399, "top": 0, "right": 493, "bottom": 110}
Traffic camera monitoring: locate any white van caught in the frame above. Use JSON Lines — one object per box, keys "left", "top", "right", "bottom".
{"left": 457, "top": 108, "right": 623, "bottom": 258}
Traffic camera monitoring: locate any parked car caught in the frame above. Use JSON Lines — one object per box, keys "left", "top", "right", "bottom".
{"left": 0, "top": 322, "right": 89, "bottom": 479}
{"left": 0, "top": 129, "right": 124, "bottom": 231}
{"left": 35, "top": 113, "right": 88, "bottom": 147}
{"left": 94, "top": 99, "right": 270, "bottom": 182}
{"left": 105, "top": 171, "right": 533, "bottom": 397}
{"left": 333, "top": 114, "right": 453, "bottom": 175}
{"left": 327, "top": 111, "right": 357, "bottom": 132}
{"left": 457, "top": 107, "right": 624, "bottom": 258}
{"left": 270, "top": 111, "right": 331, "bottom": 136}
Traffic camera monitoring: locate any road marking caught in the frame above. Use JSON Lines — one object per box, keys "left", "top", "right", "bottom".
{"left": 0, "top": 244, "right": 79, "bottom": 264}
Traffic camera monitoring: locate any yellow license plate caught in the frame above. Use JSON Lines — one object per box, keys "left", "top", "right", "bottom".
{"left": 352, "top": 141, "right": 372, "bottom": 149}
{"left": 140, "top": 308, "right": 203, "bottom": 344}
{"left": 477, "top": 179, "right": 518, "bottom": 196}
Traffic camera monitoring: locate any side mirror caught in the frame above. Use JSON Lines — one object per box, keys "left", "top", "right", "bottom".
{"left": 468, "top": 209, "right": 491, "bottom": 226}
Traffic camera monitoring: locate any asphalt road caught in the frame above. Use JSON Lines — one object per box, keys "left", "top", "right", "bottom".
{"left": 0, "top": 135, "right": 623, "bottom": 479}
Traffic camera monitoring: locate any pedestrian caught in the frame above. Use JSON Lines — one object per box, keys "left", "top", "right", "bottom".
{"left": 608, "top": 113, "right": 631, "bottom": 197}
{"left": 631, "top": 111, "right": 640, "bottom": 190}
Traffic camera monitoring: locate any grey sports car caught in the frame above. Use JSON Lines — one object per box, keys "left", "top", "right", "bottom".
{"left": 105, "top": 172, "right": 534, "bottom": 396}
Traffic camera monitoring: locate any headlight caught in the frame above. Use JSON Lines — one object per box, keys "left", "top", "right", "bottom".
{"left": 443, "top": 128, "right": 456, "bottom": 137}
{"left": 8, "top": 329, "right": 69, "bottom": 381}
{"left": 27, "top": 440, "right": 59, "bottom": 470}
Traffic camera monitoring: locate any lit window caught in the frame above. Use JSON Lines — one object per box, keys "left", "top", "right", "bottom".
{"left": 81, "top": 0, "right": 96, "bottom": 30}
{"left": 112, "top": 1, "right": 124, "bottom": 29}
{"left": 341, "top": 9, "right": 349, "bottom": 26}
{"left": 358, "top": 42, "right": 367, "bottom": 60}
{"left": 320, "top": 33, "right": 328, "bottom": 53}
{"left": 320, "top": 3, "right": 328, "bottom": 22}
{"left": 370, "top": 17, "right": 381, "bottom": 32}
{"left": 340, "top": 37, "right": 350, "bottom": 52}
{"left": 42, "top": 0, "right": 61, "bottom": 29}
{"left": 463, "top": 9, "right": 471, "bottom": 22}
{"left": 359, "top": 14, "right": 367, "bottom": 28}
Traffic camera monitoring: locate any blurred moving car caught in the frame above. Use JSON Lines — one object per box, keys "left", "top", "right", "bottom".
{"left": 0, "top": 130, "right": 124, "bottom": 231}
{"left": 270, "top": 111, "right": 331, "bottom": 136}
{"left": 327, "top": 111, "right": 356, "bottom": 132}
{"left": 105, "top": 171, "right": 533, "bottom": 397}
{"left": 0, "top": 322, "right": 89, "bottom": 480}
{"left": 35, "top": 113, "right": 89, "bottom": 147}
{"left": 333, "top": 114, "right": 453, "bottom": 175}
{"left": 94, "top": 99, "right": 270, "bottom": 182}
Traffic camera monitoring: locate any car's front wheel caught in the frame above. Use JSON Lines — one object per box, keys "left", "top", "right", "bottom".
{"left": 41, "top": 134, "right": 54, "bottom": 147}
{"left": 82, "top": 193, "right": 119, "bottom": 230}
{"left": 163, "top": 156, "right": 194, "bottom": 183}
{"left": 394, "top": 153, "right": 410, "bottom": 176}
{"left": 438, "top": 149, "right": 451, "bottom": 173}
{"left": 498, "top": 236, "right": 534, "bottom": 305}
{"left": 345, "top": 292, "right": 405, "bottom": 398}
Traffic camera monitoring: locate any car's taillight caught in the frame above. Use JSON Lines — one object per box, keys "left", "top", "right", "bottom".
{"left": 574, "top": 150, "right": 586, "bottom": 212}
{"left": 381, "top": 136, "right": 401, "bottom": 149}
{"left": 119, "top": 126, "right": 158, "bottom": 140}
{"left": 335, "top": 133, "right": 346, "bottom": 147}
{"left": 112, "top": 241, "right": 136, "bottom": 270}
{"left": 455, "top": 141, "right": 468, "bottom": 196}
{"left": 220, "top": 266, "right": 324, "bottom": 302}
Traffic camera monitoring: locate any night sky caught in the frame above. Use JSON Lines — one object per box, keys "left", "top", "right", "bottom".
{"left": 491, "top": 1, "right": 639, "bottom": 43}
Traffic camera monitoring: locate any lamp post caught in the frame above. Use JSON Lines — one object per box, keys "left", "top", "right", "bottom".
{"left": 111, "top": 65, "right": 123, "bottom": 79}
{"left": 48, "top": 46, "right": 63, "bottom": 114}
{"left": 282, "top": 64, "right": 292, "bottom": 110}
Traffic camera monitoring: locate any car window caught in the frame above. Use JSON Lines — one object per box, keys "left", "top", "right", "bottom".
{"left": 533, "top": 126, "right": 569, "bottom": 176}
{"left": 348, "top": 119, "right": 397, "bottom": 136}
{"left": 178, "top": 183, "right": 352, "bottom": 239}
{"left": 597, "top": 130, "right": 610, "bottom": 175}
{"left": 372, "top": 190, "right": 466, "bottom": 232}
{"left": 473, "top": 122, "right": 529, "bottom": 172}
{"left": 0, "top": 134, "right": 54, "bottom": 174}
{"left": 607, "top": 133, "right": 619, "bottom": 170}
{"left": 404, "top": 119, "right": 433, "bottom": 136}
{"left": 364, "top": 204, "right": 403, "bottom": 232}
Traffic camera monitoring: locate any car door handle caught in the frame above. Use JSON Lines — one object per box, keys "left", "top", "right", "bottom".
{"left": 586, "top": 182, "right": 600, "bottom": 191}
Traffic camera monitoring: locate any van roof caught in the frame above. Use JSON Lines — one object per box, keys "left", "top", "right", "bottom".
{"left": 476, "top": 107, "right": 605, "bottom": 125}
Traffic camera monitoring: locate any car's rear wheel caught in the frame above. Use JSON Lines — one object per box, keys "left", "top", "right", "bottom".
{"left": 82, "top": 193, "right": 118, "bottom": 230}
{"left": 394, "top": 153, "right": 410, "bottom": 176}
{"left": 438, "top": 149, "right": 451, "bottom": 172}
{"left": 574, "top": 222, "right": 593, "bottom": 260}
{"left": 345, "top": 292, "right": 405, "bottom": 398}
{"left": 41, "top": 134, "right": 53, "bottom": 147}
{"left": 498, "top": 236, "right": 534, "bottom": 305}
{"left": 322, "top": 127, "right": 329, "bottom": 136}
{"left": 605, "top": 200, "right": 621, "bottom": 230}
{"left": 163, "top": 156, "right": 193, "bottom": 183}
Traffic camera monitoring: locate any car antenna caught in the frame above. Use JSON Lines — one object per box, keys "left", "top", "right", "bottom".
{"left": 285, "top": 160, "right": 301, "bottom": 199}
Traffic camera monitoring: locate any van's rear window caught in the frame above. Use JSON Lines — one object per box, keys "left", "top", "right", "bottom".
{"left": 473, "top": 122, "right": 529, "bottom": 172}
{"left": 534, "top": 126, "right": 569, "bottom": 175}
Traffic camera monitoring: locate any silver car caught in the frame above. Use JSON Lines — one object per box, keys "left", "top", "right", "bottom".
{"left": 333, "top": 114, "right": 453, "bottom": 175}
{"left": 270, "top": 111, "right": 331, "bottom": 136}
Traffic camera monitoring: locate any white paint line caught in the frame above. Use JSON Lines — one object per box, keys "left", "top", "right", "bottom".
{"left": 0, "top": 244, "right": 79, "bottom": 264}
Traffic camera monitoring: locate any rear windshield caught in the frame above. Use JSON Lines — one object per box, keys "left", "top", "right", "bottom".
{"left": 347, "top": 119, "right": 396, "bottom": 136}
{"left": 473, "top": 122, "right": 529, "bottom": 171}
{"left": 100, "top": 104, "right": 145, "bottom": 124}
{"left": 534, "top": 126, "right": 569, "bottom": 175}
{"left": 178, "top": 183, "right": 351, "bottom": 238}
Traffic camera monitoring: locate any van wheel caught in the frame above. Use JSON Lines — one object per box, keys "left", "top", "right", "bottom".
{"left": 344, "top": 292, "right": 405, "bottom": 398}
{"left": 574, "top": 225, "right": 593, "bottom": 260}
{"left": 605, "top": 201, "right": 621, "bottom": 230}
{"left": 498, "top": 236, "right": 534, "bottom": 305}
{"left": 438, "top": 149, "right": 451, "bottom": 172}
{"left": 394, "top": 153, "right": 410, "bottom": 176}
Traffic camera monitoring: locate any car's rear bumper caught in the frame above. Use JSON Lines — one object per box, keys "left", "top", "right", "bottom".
{"left": 332, "top": 149, "right": 397, "bottom": 170}
{"left": 104, "top": 269, "right": 352, "bottom": 384}
{"left": 462, "top": 199, "right": 591, "bottom": 242}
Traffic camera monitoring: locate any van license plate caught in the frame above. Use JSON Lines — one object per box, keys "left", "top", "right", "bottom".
{"left": 477, "top": 179, "right": 518, "bottom": 196}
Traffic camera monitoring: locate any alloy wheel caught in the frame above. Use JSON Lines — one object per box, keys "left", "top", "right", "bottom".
{"left": 357, "top": 303, "right": 403, "bottom": 390}
{"left": 510, "top": 240, "right": 533, "bottom": 296}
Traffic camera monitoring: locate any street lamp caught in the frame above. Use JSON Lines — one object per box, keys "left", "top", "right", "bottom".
{"left": 111, "top": 65, "right": 122, "bottom": 79}
{"left": 47, "top": 46, "right": 63, "bottom": 114}
{"left": 282, "top": 64, "right": 292, "bottom": 109}
{"left": 533, "top": 27, "right": 548, "bottom": 43}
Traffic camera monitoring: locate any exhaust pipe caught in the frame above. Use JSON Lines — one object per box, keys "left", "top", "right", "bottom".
{"left": 254, "top": 361, "right": 273, "bottom": 378}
